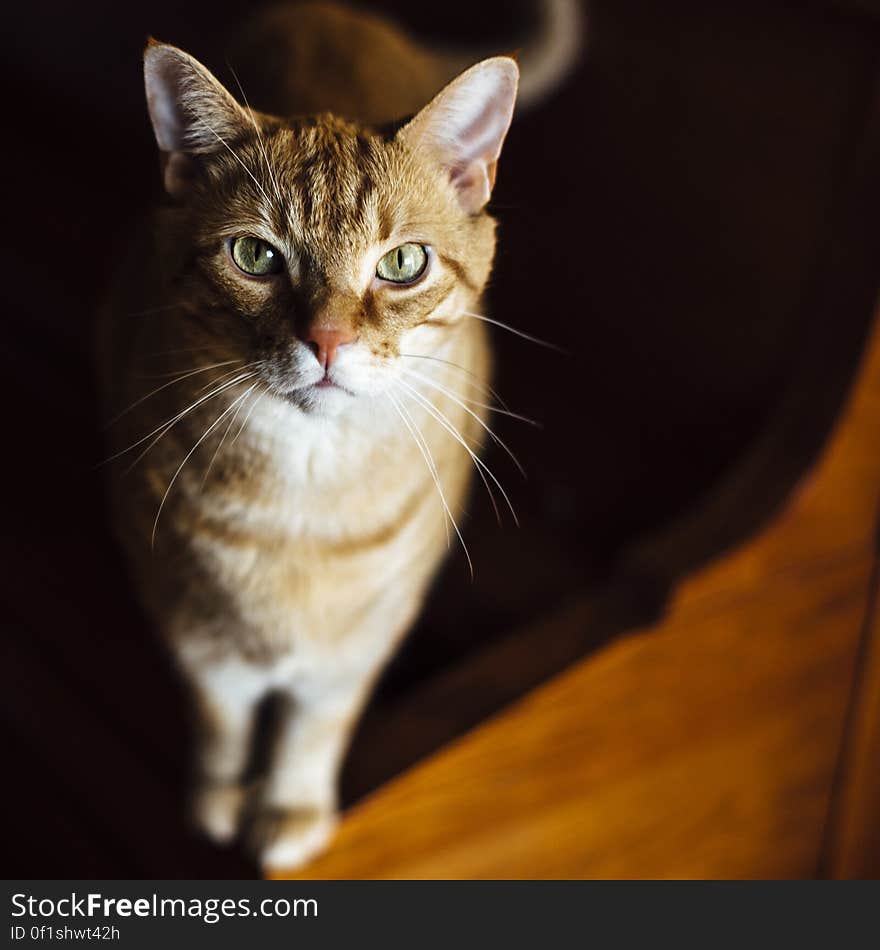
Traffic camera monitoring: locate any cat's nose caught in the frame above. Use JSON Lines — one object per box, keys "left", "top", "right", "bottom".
{"left": 304, "top": 326, "right": 356, "bottom": 370}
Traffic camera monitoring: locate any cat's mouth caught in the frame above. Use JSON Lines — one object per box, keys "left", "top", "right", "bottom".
{"left": 312, "top": 372, "right": 355, "bottom": 396}
{"left": 278, "top": 374, "right": 356, "bottom": 407}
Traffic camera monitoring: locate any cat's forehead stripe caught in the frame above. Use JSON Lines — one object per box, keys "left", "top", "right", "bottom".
{"left": 255, "top": 120, "right": 389, "bottom": 258}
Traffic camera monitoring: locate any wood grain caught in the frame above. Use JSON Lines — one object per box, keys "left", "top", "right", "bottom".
{"left": 822, "top": 544, "right": 880, "bottom": 878}
{"left": 272, "top": 309, "right": 880, "bottom": 879}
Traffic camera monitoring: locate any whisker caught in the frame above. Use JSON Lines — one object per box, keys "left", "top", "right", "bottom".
{"left": 226, "top": 62, "right": 285, "bottom": 210}
{"left": 194, "top": 360, "right": 260, "bottom": 395}
{"left": 400, "top": 369, "right": 527, "bottom": 479}
{"left": 100, "top": 370, "right": 258, "bottom": 468}
{"left": 104, "top": 359, "right": 244, "bottom": 427}
{"left": 200, "top": 381, "right": 259, "bottom": 488}
{"left": 399, "top": 352, "right": 512, "bottom": 411}
{"left": 396, "top": 379, "right": 500, "bottom": 525}
{"left": 228, "top": 384, "right": 269, "bottom": 447}
{"left": 151, "top": 385, "right": 255, "bottom": 548}
{"left": 387, "top": 389, "right": 475, "bottom": 577}
{"left": 385, "top": 389, "right": 450, "bottom": 549}
{"left": 396, "top": 380, "right": 516, "bottom": 527}
{"left": 401, "top": 366, "right": 539, "bottom": 428}
{"left": 462, "top": 311, "right": 565, "bottom": 353}
{"left": 122, "top": 371, "right": 259, "bottom": 475}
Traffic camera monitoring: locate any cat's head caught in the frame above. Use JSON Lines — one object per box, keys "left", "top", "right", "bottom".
{"left": 143, "top": 41, "right": 517, "bottom": 416}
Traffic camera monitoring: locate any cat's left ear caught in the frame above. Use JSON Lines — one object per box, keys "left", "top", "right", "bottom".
{"left": 144, "top": 39, "right": 250, "bottom": 198}
{"left": 397, "top": 57, "right": 518, "bottom": 214}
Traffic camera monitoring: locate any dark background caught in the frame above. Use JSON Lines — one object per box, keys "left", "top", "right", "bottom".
{"left": 2, "top": 0, "right": 879, "bottom": 876}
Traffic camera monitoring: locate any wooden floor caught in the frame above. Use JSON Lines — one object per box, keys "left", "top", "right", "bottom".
{"left": 274, "top": 310, "right": 880, "bottom": 880}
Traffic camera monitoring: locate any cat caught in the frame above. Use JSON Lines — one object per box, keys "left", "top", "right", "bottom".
{"left": 97, "top": 0, "right": 579, "bottom": 872}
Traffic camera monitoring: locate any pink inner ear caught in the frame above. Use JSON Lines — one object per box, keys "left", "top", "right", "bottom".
{"left": 145, "top": 47, "right": 194, "bottom": 153}
{"left": 452, "top": 95, "right": 513, "bottom": 167}
{"left": 447, "top": 159, "right": 488, "bottom": 209}
{"left": 400, "top": 58, "right": 518, "bottom": 213}
{"left": 144, "top": 43, "right": 248, "bottom": 158}
{"left": 442, "top": 95, "right": 512, "bottom": 209}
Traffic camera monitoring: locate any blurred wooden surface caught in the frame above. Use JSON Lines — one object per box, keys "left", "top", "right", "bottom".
{"left": 823, "top": 536, "right": 880, "bottom": 878}
{"left": 275, "top": 308, "right": 880, "bottom": 879}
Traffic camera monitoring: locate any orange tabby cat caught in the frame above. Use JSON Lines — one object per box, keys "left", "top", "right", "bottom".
{"left": 98, "top": 0, "right": 578, "bottom": 871}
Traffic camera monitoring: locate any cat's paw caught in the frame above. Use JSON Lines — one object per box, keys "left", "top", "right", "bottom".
{"left": 249, "top": 806, "right": 338, "bottom": 872}
{"left": 191, "top": 782, "right": 247, "bottom": 845}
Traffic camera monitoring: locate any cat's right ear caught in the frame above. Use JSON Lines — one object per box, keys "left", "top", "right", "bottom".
{"left": 144, "top": 39, "right": 249, "bottom": 198}
{"left": 396, "top": 57, "right": 518, "bottom": 214}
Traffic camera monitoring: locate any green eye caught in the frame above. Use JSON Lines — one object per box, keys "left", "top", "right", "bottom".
{"left": 231, "top": 236, "right": 283, "bottom": 276}
{"left": 376, "top": 243, "right": 428, "bottom": 283}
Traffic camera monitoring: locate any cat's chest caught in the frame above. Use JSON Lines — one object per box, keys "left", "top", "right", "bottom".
{"left": 186, "top": 405, "right": 441, "bottom": 648}
{"left": 198, "top": 396, "right": 416, "bottom": 543}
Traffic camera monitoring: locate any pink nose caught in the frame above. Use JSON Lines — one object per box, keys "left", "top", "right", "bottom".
{"left": 305, "top": 326, "right": 356, "bottom": 370}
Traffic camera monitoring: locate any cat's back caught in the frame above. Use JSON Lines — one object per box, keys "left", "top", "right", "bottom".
{"left": 230, "top": 1, "right": 451, "bottom": 127}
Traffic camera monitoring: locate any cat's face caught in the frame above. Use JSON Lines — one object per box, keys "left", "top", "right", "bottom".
{"left": 145, "top": 43, "right": 518, "bottom": 416}
{"left": 170, "top": 115, "right": 496, "bottom": 416}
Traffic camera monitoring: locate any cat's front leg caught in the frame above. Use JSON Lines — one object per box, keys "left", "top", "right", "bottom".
{"left": 186, "top": 655, "right": 269, "bottom": 845}
{"left": 249, "top": 672, "right": 372, "bottom": 872}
